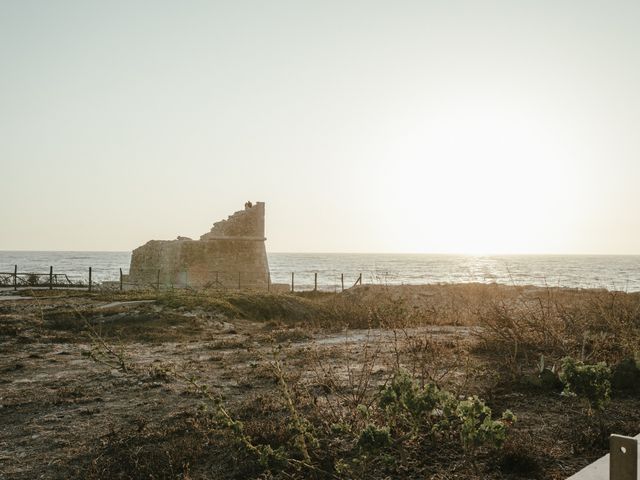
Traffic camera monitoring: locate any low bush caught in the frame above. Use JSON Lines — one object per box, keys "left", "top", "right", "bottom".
{"left": 456, "top": 396, "right": 516, "bottom": 456}
{"left": 611, "top": 357, "right": 640, "bottom": 395}
{"left": 560, "top": 357, "right": 611, "bottom": 413}
{"left": 475, "top": 288, "right": 640, "bottom": 380}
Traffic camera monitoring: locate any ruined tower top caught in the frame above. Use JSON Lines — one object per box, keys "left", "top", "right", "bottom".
{"left": 199, "top": 201, "right": 265, "bottom": 240}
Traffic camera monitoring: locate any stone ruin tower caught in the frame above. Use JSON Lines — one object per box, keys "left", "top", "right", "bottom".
{"left": 126, "top": 202, "right": 269, "bottom": 289}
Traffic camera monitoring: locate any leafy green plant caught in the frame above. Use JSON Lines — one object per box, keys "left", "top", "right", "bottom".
{"left": 455, "top": 396, "right": 516, "bottom": 457}
{"left": 378, "top": 369, "right": 516, "bottom": 461}
{"left": 379, "top": 370, "right": 440, "bottom": 415}
{"left": 357, "top": 424, "right": 392, "bottom": 452}
{"left": 560, "top": 357, "right": 611, "bottom": 412}
{"left": 378, "top": 369, "right": 448, "bottom": 436}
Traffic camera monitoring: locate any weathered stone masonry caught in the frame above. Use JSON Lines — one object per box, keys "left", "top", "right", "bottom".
{"left": 126, "top": 202, "right": 269, "bottom": 289}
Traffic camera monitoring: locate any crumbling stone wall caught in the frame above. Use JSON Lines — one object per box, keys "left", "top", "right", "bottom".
{"left": 200, "top": 202, "right": 265, "bottom": 240}
{"left": 126, "top": 202, "right": 269, "bottom": 289}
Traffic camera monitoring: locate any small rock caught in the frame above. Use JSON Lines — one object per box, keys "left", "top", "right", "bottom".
{"left": 219, "top": 322, "right": 236, "bottom": 334}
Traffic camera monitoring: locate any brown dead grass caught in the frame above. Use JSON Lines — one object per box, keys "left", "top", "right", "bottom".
{"left": 1, "top": 283, "right": 639, "bottom": 480}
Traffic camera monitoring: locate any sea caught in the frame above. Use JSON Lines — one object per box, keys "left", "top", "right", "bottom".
{"left": 1, "top": 251, "right": 640, "bottom": 292}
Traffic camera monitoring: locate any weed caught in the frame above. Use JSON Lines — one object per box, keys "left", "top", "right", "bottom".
{"left": 456, "top": 396, "right": 516, "bottom": 457}
{"left": 357, "top": 424, "right": 392, "bottom": 451}
{"left": 560, "top": 357, "right": 611, "bottom": 413}
{"left": 378, "top": 369, "right": 445, "bottom": 436}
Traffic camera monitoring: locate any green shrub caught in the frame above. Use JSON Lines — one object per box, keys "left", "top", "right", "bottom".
{"left": 378, "top": 369, "right": 516, "bottom": 462}
{"left": 378, "top": 369, "right": 452, "bottom": 437}
{"left": 560, "top": 357, "right": 611, "bottom": 412}
{"left": 611, "top": 357, "right": 640, "bottom": 394}
{"left": 379, "top": 370, "right": 441, "bottom": 418}
{"left": 357, "top": 424, "right": 392, "bottom": 452}
{"left": 455, "top": 396, "right": 516, "bottom": 456}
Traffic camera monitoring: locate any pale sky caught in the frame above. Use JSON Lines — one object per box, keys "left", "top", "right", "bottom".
{"left": 1, "top": 1, "right": 639, "bottom": 254}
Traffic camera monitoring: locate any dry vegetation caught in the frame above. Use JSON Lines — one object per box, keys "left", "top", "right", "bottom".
{"left": 1, "top": 283, "right": 639, "bottom": 479}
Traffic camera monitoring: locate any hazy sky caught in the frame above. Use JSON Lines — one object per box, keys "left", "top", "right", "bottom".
{"left": 1, "top": 1, "right": 639, "bottom": 254}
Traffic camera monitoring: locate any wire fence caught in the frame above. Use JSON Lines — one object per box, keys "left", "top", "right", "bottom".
{"left": 0, "top": 265, "right": 365, "bottom": 293}
{"left": 0, "top": 266, "right": 97, "bottom": 291}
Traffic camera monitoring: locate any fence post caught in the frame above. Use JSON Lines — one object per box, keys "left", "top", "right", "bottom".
{"left": 358, "top": 273, "right": 362, "bottom": 286}
{"left": 314, "top": 272, "right": 318, "bottom": 291}
{"left": 267, "top": 272, "right": 271, "bottom": 293}
{"left": 291, "top": 272, "right": 294, "bottom": 293}
{"left": 88, "top": 267, "right": 92, "bottom": 292}
{"left": 341, "top": 273, "right": 344, "bottom": 292}
{"left": 49, "top": 266, "right": 53, "bottom": 290}
{"left": 119, "top": 268, "right": 123, "bottom": 291}
{"left": 609, "top": 434, "right": 638, "bottom": 480}
{"left": 13, "top": 265, "right": 17, "bottom": 291}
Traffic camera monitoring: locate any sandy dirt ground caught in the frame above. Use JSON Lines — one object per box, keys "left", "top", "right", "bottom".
{"left": 1, "top": 286, "right": 638, "bottom": 479}
{"left": 0, "top": 293, "right": 477, "bottom": 479}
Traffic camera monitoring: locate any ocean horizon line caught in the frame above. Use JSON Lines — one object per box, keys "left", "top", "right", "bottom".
{"left": 2, "top": 249, "right": 640, "bottom": 257}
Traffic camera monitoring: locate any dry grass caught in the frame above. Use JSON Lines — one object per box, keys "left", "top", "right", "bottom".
{"left": 474, "top": 286, "right": 640, "bottom": 365}
{"left": 2, "top": 283, "right": 639, "bottom": 480}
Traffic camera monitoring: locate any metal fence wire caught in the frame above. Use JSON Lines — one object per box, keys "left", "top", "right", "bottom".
{"left": 0, "top": 265, "right": 364, "bottom": 293}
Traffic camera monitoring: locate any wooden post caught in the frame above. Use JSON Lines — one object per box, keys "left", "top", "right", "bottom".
{"left": 119, "top": 268, "right": 123, "bottom": 291}
{"left": 49, "top": 266, "right": 53, "bottom": 290}
{"left": 88, "top": 267, "right": 92, "bottom": 292}
{"left": 358, "top": 273, "right": 362, "bottom": 286}
{"left": 291, "top": 272, "right": 294, "bottom": 292}
{"left": 267, "top": 273, "right": 271, "bottom": 293}
{"left": 314, "top": 272, "right": 318, "bottom": 291}
{"left": 341, "top": 273, "right": 344, "bottom": 292}
{"left": 157, "top": 270, "right": 161, "bottom": 290}
{"left": 13, "top": 265, "right": 17, "bottom": 291}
